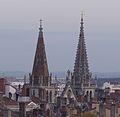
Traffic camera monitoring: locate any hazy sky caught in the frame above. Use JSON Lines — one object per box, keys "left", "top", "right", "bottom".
{"left": 0, "top": 0, "right": 120, "bottom": 73}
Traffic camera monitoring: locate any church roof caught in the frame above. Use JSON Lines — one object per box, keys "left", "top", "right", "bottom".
{"left": 61, "top": 82, "right": 76, "bottom": 100}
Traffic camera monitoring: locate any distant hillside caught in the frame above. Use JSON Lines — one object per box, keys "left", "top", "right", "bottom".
{"left": 51, "top": 71, "right": 66, "bottom": 78}
{"left": 51, "top": 71, "right": 120, "bottom": 79}
{"left": 0, "top": 71, "right": 28, "bottom": 78}
{"left": 97, "top": 77, "right": 120, "bottom": 87}
{"left": 93, "top": 72, "right": 120, "bottom": 79}
{"left": 0, "top": 71, "right": 120, "bottom": 79}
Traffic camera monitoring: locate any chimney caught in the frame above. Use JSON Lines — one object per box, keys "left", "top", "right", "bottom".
{"left": 18, "top": 97, "right": 30, "bottom": 117}
{"left": 99, "top": 101, "right": 106, "bottom": 117}
{"left": 19, "top": 102, "right": 26, "bottom": 117}
{"left": 110, "top": 102, "right": 117, "bottom": 117}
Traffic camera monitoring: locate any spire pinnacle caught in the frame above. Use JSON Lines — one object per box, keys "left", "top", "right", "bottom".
{"left": 81, "top": 12, "right": 84, "bottom": 25}
{"left": 39, "top": 19, "right": 43, "bottom": 31}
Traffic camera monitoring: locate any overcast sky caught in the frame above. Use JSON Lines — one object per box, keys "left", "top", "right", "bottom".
{"left": 0, "top": 0, "right": 120, "bottom": 73}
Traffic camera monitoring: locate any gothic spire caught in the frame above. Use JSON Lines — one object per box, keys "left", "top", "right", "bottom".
{"left": 73, "top": 15, "right": 90, "bottom": 92}
{"left": 32, "top": 20, "right": 49, "bottom": 86}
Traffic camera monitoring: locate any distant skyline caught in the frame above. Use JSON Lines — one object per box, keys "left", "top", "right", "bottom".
{"left": 0, "top": 0, "right": 120, "bottom": 72}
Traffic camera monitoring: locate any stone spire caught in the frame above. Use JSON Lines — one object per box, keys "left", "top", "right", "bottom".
{"left": 32, "top": 20, "right": 49, "bottom": 86}
{"left": 72, "top": 14, "right": 90, "bottom": 95}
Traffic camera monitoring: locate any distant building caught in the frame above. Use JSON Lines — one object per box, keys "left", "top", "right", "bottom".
{"left": 0, "top": 78, "right": 7, "bottom": 94}
{"left": 103, "top": 82, "right": 120, "bottom": 93}
{"left": 0, "top": 78, "right": 17, "bottom": 100}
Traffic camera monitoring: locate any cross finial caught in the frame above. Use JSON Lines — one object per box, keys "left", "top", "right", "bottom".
{"left": 39, "top": 19, "right": 43, "bottom": 31}
{"left": 81, "top": 11, "right": 84, "bottom": 19}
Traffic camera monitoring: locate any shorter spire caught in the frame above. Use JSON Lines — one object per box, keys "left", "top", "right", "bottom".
{"left": 39, "top": 19, "right": 43, "bottom": 31}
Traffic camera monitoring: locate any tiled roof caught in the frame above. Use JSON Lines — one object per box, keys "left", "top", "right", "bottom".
{"left": 31, "top": 96, "right": 41, "bottom": 104}
{"left": 2, "top": 97, "right": 18, "bottom": 105}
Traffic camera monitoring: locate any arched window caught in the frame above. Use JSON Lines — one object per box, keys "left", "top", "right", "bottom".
{"left": 33, "top": 90, "right": 35, "bottom": 96}
{"left": 86, "top": 91, "right": 89, "bottom": 95}
{"left": 67, "top": 89, "right": 72, "bottom": 99}
{"left": 50, "top": 91, "right": 52, "bottom": 102}
{"left": 26, "top": 88, "right": 29, "bottom": 96}
{"left": 9, "top": 92, "right": 12, "bottom": 99}
{"left": 76, "top": 90, "right": 78, "bottom": 96}
{"left": 90, "top": 91, "right": 92, "bottom": 99}
{"left": 46, "top": 91, "right": 49, "bottom": 102}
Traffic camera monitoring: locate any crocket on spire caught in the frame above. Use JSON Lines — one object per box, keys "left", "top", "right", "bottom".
{"left": 72, "top": 14, "right": 90, "bottom": 94}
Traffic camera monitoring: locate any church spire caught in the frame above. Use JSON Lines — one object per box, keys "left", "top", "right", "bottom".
{"left": 72, "top": 15, "right": 90, "bottom": 95}
{"left": 32, "top": 20, "right": 49, "bottom": 86}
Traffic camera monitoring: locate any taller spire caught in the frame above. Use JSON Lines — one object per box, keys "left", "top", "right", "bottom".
{"left": 72, "top": 14, "right": 90, "bottom": 95}
{"left": 32, "top": 20, "right": 49, "bottom": 86}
